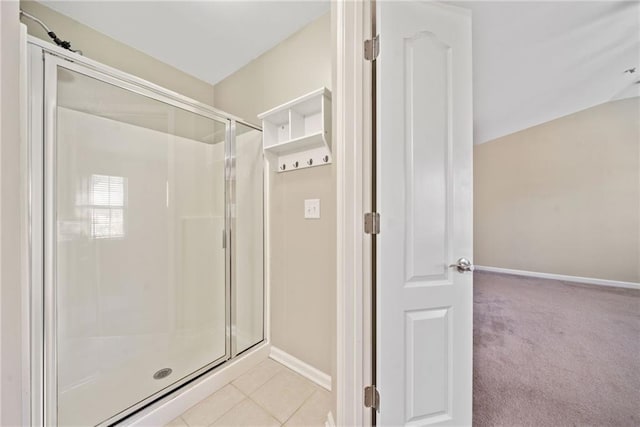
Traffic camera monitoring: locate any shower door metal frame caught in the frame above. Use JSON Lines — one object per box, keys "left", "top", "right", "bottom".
{"left": 27, "top": 37, "right": 263, "bottom": 426}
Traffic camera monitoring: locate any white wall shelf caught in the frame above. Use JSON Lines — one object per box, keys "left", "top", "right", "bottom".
{"left": 258, "top": 87, "right": 331, "bottom": 172}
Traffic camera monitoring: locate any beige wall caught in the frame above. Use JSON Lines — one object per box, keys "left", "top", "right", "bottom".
{"left": 215, "top": 13, "right": 335, "bottom": 374}
{"left": 1, "top": 1, "right": 24, "bottom": 424}
{"left": 474, "top": 97, "right": 640, "bottom": 283}
{"left": 20, "top": 0, "right": 215, "bottom": 105}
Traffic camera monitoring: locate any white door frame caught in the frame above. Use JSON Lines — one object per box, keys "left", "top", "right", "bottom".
{"left": 334, "top": 0, "right": 373, "bottom": 425}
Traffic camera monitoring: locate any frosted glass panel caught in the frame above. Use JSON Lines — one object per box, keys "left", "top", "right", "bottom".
{"left": 234, "top": 124, "right": 264, "bottom": 354}
{"left": 55, "top": 68, "right": 227, "bottom": 426}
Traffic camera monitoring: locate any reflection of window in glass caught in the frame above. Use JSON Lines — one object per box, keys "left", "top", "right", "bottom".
{"left": 89, "top": 174, "right": 126, "bottom": 239}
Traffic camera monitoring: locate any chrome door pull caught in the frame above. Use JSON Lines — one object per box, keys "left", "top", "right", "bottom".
{"left": 449, "top": 257, "right": 473, "bottom": 273}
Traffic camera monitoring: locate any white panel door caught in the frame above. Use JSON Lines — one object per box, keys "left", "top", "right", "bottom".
{"left": 376, "top": 1, "right": 473, "bottom": 426}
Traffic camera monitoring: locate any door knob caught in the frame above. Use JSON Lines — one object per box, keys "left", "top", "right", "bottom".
{"left": 449, "top": 257, "right": 473, "bottom": 273}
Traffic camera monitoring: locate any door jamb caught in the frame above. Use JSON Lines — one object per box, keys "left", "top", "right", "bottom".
{"left": 334, "top": 0, "right": 373, "bottom": 425}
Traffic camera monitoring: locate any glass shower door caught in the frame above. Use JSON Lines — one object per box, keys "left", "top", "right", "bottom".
{"left": 233, "top": 123, "right": 264, "bottom": 355}
{"left": 46, "top": 58, "right": 229, "bottom": 426}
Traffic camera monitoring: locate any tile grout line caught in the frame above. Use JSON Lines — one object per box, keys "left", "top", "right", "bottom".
{"left": 179, "top": 361, "right": 321, "bottom": 427}
{"left": 236, "top": 359, "right": 284, "bottom": 395}
{"left": 246, "top": 371, "right": 288, "bottom": 424}
{"left": 246, "top": 369, "right": 318, "bottom": 425}
{"left": 203, "top": 360, "right": 284, "bottom": 426}
{"left": 202, "top": 384, "right": 250, "bottom": 427}
{"left": 280, "top": 389, "right": 321, "bottom": 425}
{"left": 212, "top": 369, "right": 288, "bottom": 426}
{"left": 246, "top": 367, "right": 286, "bottom": 398}
{"left": 246, "top": 394, "right": 285, "bottom": 426}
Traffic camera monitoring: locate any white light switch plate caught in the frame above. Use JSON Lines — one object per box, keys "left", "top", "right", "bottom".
{"left": 304, "top": 199, "right": 321, "bottom": 219}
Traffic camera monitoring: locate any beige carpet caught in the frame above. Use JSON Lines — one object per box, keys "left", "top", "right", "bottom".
{"left": 473, "top": 271, "right": 640, "bottom": 426}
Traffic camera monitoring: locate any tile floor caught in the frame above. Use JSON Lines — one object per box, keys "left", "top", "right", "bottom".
{"left": 166, "top": 358, "right": 331, "bottom": 427}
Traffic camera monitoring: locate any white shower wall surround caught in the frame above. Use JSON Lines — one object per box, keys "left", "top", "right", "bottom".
{"left": 56, "top": 107, "right": 227, "bottom": 426}
{"left": 27, "top": 38, "right": 265, "bottom": 426}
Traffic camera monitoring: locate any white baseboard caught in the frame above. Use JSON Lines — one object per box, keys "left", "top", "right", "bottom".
{"left": 125, "top": 343, "right": 270, "bottom": 426}
{"left": 270, "top": 346, "right": 332, "bottom": 391}
{"left": 475, "top": 266, "right": 640, "bottom": 290}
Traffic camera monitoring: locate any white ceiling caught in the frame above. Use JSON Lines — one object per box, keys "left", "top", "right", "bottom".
{"left": 453, "top": 1, "right": 640, "bottom": 143}
{"left": 39, "top": 1, "right": 330, "bottom": 86}
{"left": 40, "top": 1, "right": 639, "bottom": 144}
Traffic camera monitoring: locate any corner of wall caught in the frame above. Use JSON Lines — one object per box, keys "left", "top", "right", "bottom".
{"left": 1, "top": 1, "right": 26, "bottom": 424}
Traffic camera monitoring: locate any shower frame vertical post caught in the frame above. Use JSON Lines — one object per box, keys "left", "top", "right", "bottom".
{"left": 27, "top": 42, "right": 45, "bottom": 427}
{"left": 42, "top": 47, "right": 58, "bottom": 427}
{"left": 227, "top": 120, "right": 236, "bottom": 358}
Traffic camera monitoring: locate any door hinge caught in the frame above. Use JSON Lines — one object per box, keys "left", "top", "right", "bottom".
{"left": 364, "top": 385, "right": 380, "bottom": 410}
{"left": 364, "top": 35, "right": 380, "bottom": 61}
{"left": 364, "top": 212, "right": 380, "bottom": 235}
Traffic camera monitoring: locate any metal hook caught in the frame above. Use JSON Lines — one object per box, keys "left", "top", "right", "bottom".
{"left": 307, "top": 158, "right": 313, "bottom": 166}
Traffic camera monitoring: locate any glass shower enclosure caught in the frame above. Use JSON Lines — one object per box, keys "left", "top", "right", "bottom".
{"left": 28, "top": 41, "right": 264, "bottom": 426}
